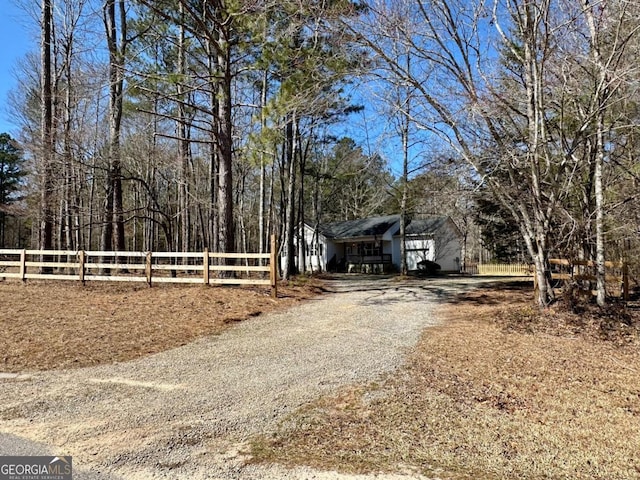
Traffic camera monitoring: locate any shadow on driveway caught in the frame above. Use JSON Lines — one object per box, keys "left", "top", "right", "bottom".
{"left": 318, "top": 273, "right": 534, "bottom": 306}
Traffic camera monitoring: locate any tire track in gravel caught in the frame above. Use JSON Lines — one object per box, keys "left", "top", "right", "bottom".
{"left": 0, "top": 276, "right": 486, "bottom": 479}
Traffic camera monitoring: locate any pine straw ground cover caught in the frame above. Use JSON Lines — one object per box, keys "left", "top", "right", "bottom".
{"left": 0, "top": 279, "right": 318, "bottom": 373}
{"left": 251, "top": 282, "right": 640, "bottom": 480}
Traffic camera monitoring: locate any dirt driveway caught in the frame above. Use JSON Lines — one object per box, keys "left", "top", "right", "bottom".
{"left": 0, "top": 276, "right": 489, "bottom": 479}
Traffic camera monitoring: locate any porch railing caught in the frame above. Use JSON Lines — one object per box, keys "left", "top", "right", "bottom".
{"left": 346, "top": 254, "right": 392, "bottom": 265}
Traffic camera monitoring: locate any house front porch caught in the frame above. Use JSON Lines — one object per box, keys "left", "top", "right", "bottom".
{"left": 345, "top": 253, "right": 393, "bottom": 273}
{"left": 333, "top": 238, "right": 394, "bottom": 273}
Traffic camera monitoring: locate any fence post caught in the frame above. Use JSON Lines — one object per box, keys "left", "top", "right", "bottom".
{"left": 203, "top": 248, "right": 210, "bottom": 285}
{"left": 270, "top": 234, "right": 278, "bottom": 299}
{"left": 623, "top": 262, "right": 629, "bottom": 302}
{"left": 78, "top": 250, "right": 85, "bottom": 284}
{"left": 146, "top": 252, "right": 153, "bottom": 287}
{"left": 19, "top": 249, "right": 26, "bottom": 282}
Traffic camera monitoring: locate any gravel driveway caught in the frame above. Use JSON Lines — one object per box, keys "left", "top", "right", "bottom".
{"left": 0, "top": 276, "right": 484, "bottom": 479}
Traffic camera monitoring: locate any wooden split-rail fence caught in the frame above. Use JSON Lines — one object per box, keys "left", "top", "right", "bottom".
{"left": 539, "top": 258, "right": 629, "bottom": 301}
{"left": 0, "top": 236, "right": 279, "bottom": 298}
{"left": 469, "top": 260, "right": 629, "bottom": 301}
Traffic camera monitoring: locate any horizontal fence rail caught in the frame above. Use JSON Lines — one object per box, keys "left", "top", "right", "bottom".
{"left": 541, "top": 258, "right": 629, "bottom": 301}
{"left": 0, "top": 236, "right": 279, "bottom": 297}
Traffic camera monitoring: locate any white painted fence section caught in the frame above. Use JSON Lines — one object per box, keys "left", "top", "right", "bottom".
{"left": 477, "top": 263, "right": 534, "bottom": 276}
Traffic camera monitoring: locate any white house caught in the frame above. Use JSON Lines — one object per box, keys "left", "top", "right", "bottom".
{"left": 289, "top": 214, "right": 462, "bottom": 274}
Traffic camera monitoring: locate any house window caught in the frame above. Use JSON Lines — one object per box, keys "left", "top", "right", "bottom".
{"left": 362, "top": 242, "right": 381, "bottom": 256}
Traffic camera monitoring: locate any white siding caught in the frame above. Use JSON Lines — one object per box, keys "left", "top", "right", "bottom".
{"left": 435, "top": 236, "right": 461, "bottom": 272}
{"left": 299, "top": 225, "right": 327, "bottom": 272}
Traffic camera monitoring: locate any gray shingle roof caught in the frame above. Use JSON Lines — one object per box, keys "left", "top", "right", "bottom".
{"left": 402, "top": 216, "right": 449, "bottom": 236}
{"left": 319, "top": 215, "right": 400, "bottom": 239}
{"left": 317, "top": 215, "right": 455, "bottom": 240}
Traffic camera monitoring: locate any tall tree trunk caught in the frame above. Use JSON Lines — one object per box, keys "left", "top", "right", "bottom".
{"left": 259, "top": 70, "right": 268, "bottom": 261}
{"left": 523, "top": 0, "right": 554, "bottom": 306}
{"left": 207, "top": 41, "right": 219, "bottom": 253}
{"left": 40, "top": 0, "right": 54, "bottom": 255}
{"left": 594, "top": 147, "right": 606, "bottom": 306}
{"left": 239, "top": 171, "right": 249, "bottom": 269}
{"left": 298, "top": 135, "right": 307, "bottom": 275}
{"left": 398, "top": 55, "right": 412, "bottom": 276}
{"left": 282, "top": 115, "right": 298, "bottom": 280}
{"left": 267, "top": 159, "right": 275, "bottom": 260}
{"left": 62, "top": 40, "right": 74, "bottom": 252}
{"left": 585, "top": 2, "right": 608, "bottom": 307}
{"left": 102, "top": 0, "right": 127, "bottom": 257}
{"left": 399, "top": 110, "right": 409, "bottom": 276}
{"left": 177, "top": 3, "right": 190, "bottom": 256}
{"left": 217, "top": 44, "right": 234, "bottom": 255}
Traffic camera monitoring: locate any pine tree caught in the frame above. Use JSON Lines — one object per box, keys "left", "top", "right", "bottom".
{"left": 0, "top": 133, "right": 26, "bottom": 247}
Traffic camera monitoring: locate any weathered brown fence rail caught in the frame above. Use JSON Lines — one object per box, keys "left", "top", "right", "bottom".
{"left": 537, "top": 258, "right": 629, "bottom": 301}
{"left": 0, "top": 236, "right": 278, "bottom": 297}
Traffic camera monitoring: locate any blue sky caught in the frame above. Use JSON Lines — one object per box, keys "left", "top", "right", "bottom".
{"left": 0, "top": 2, "right": 34, "bottom": 135}
{"left": 0, "top": 2, "right": 410, "bottom": 177}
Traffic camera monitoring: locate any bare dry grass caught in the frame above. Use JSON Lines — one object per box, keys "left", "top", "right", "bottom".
{"left": 251, "top": 284, "right": 640, "bottom": 479}
{"left": 0, "top": 280, "right": 317, "bottom": 373}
